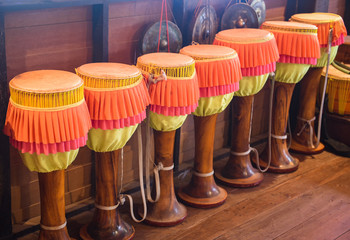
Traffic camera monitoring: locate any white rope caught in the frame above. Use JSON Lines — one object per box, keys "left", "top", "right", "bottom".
{"left": 120, "top": 127, "right": 147, "bottom": 223}
{"left": 95, "top": 203, "right": 120, "bottom": 211}
{"left": 145, "top": 117, "right": 162, "bottom": 203}
{"left": 40, "top": 221, "right": 67, "bottom": 231}
{"left": 231, "top": 148, "right": 251, "bottom": 156}
{"left": 160, "top": 164, "right": 174, "bottom": 171}
{"left": 193, "top": 170, "right": 214, "bottom": 177}
{"left": 317, "top": 28, "right": 334, "bottom": 147}
{"left": 271, "top": 134, "right": 288, "bottom": 140}
{"left": 297, "top": 116, "right": 316, "bottom": 148}
{"left": 256, "top": 73, "right": 275, "bottom": 173}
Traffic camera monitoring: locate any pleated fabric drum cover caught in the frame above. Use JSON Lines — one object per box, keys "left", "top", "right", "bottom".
{"left": 4, "top": 70, "right": 92, "bottom": 172}
{"left": 76, "top": 63, "right": 150, "bottom": 152}
{"left": 137, "top": 52, "right": 200, "bottom": 131}
{"left": 261, "top": 21, "right": 321, "bottom": 83}
{"left": 213, "top": 28, "right": 279, "bottom": 96}
{"left": 180, "top": 44, "right": 242, "bottom": 116}
{"left": 291, "top": 13, "right": 347, "bottom": 67}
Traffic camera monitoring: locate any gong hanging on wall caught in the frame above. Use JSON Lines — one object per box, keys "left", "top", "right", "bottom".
{"left": 141, "top": 20, "right": 183, "bottom": 54}
{"left": 220, "top": 2, "right": 259, "bottom": 30}
{"left": 190, "top": 5, "right": 218, "bottom": 44}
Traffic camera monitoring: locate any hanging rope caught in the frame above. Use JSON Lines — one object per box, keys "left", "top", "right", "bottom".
{"left": 157, "top": 0, "right": 170, "bottom": 53}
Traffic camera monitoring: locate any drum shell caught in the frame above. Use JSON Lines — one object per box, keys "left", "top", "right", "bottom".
{"left": 320, "top": 75, "right": 350, "bottom": 116}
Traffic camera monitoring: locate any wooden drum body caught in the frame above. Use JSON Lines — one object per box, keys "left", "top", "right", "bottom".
{"left": 258, "top": 21, "right": 321, "bottom": 172}
{"left": 76, "top": 63, "right": 150, "bottom": 240}
{"left": 177, "top": 44, "right": 241, "bottom": 207}
{"left": 4, "top": 70, "right": 92, "bottom": 239}
{"left": 290, "top": 13, "right": 347, "bottom": 154}
{"left": 213, "top": 29, "right": 279, "bottom": 187}
{"left": 137, "top": 52, "right": 199, "bottom": 225}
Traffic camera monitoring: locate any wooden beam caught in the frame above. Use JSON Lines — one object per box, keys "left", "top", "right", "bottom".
{"left": 0, "top": 11, "right": 12, "bottom": 240}
{"left": 92, "top": 3, "right": 109, "bottom": 62}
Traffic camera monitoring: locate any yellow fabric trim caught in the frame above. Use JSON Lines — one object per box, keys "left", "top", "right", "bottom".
{"left": 76, "top": 69, "right": 142, "bottom": 89}
{"left": 193, "top": 93, "right": 234, "bottom": 117}
{"left": 136, "top": 61, "right": 195, "bottom": 78}
{"left": 141, "top": 70, "right": 197, "bottom": 80}
{"left": 149, "top": 111, "right": 187, "bottom": 131}
{"left": 9, "top": 84, "right": 84, "bottom": 108}
{"left": 20, "top": 149, "right": 79, "bottom": 173}
{"left": 275, "top": 63, "right": 310, "bottom": 84}
{"left": 84, "top": 76, "right": 143, "bottom": 91}
{"left": 261, "top": 25, "right": 317, "bottom": 34}
{"left": 189, "top": 52, "right": 238, "bottom": 62}
{"left": 234, "top": 74, "right": 269, "bottom": 97}
{"left": 313, "top": 46, "right": 338, "bottom": 68}
{"left": 215, "top": 32, "right": 274, "bottom": 44}
{"left": 87, "top": 125, "right": 138, "bottom": 152}
{"left": 9, "top": 98, "right": 85, "bottom": 112}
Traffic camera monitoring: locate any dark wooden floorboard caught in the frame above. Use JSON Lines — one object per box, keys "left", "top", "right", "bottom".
{"left": 15, "top": 150, "right": 350, "bottom": 240}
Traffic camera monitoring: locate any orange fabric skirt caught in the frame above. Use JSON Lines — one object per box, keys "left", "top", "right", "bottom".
{"left": 84, "top": 79, "right": 150, "bottom": 121}
{"left": 4, "top": 101, "right": 92, "bottom": 144}
{"left": 193, "top": 57, "right": 241, "bottom": 88}
{"left": 213, "top": 38, "right": 279, "bottom": 69}
{"left": 148, "top": 74, "right": 200, "bottom": 108}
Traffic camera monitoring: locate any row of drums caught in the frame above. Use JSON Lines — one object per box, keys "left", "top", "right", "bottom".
{"left": 4, "top": 12, "right": 347, "bottom": 240}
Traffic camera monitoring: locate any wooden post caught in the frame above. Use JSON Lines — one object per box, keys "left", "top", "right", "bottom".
{"left": 92, "top": 3, "right": 109, "bottom": 62}
{"left": 0, "top": 11, "right": 12, "bottom": 240}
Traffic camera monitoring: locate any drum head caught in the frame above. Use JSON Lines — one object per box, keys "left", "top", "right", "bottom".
{"left": 190, "top": 5, "right": 218, "bottom": 44}
{"left": 250, "top": 0, "right": 266, "bottom": 27}
{"left": 221, "top": 3, "right": 259, "bottom": 30}
{"left": 142, "top": 20, "right": 182, "bottom": 54}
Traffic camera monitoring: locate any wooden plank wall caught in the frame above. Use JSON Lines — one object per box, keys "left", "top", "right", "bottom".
{"left": 4, "top": 0, "right": 311, "bottom": 224}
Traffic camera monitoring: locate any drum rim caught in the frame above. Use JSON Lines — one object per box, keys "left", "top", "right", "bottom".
{"left": 215, "top": 29, "right": 274, "bottom": 44}
{"left": 291, "top": 12, "right": 342, "bottom": 24}
{"left": 180, "top": 44, "right": 238, "bottom": 61}
{"left": 76, "top": 62, "right": 141, "bottom": 80}
{"left": 9, "top": 69, "right": 83, "bottom": 93}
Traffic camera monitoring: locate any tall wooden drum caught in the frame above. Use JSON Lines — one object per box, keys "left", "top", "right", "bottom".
{"left": 4, "top": 70, "right": 92, "bottom": 239}
{"left": 178, "top": 44, "right": 242, "bottom": 207}
{"left": 258, "top": 21, "right": 321, "bottom": 172}
{"left": 137, "top": 52, "right": 200, "bottom": 226}
{"left": 76, "top": 63, "right": 150, "bottom": 240}
{"left": 213, "top": 29, "right": 279, "bottom": 187}
{"left": 290, "top": 13, "right": 347, "bottom": 154}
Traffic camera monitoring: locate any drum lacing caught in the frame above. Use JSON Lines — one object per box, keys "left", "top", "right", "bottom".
{"left": 296, "top": 116, "right": 316, "bottom": 148}
{"left": 40, "top": 221, "right": 67, "bottom": 231}
{"left": 231, "top": 146, "right": 268, "bottom": 172}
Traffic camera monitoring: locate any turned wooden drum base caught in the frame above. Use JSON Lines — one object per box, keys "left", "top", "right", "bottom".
{"left": 290, "top": 139, "right": 325, "bottom": 155}
{"left": 215, "top": 96, "right": 264, "bottom": 188}
{"left": 256, "top": 81, "right": 299, "bottom": 173}
{"left": 80, "top": 224, "right": 135, "bottom": 240}
{"left": 177, "top": 114, "right": 227, "bottom": 208}
{"left": 141, "top": 130, "right": 187, "bottom": 227}
{"left": 80, "top": 151, "right": 135, "bottom": 240}
{"left": 178, "top": 182, "right": 227, "bottom": 209}
{"left": 215, "top": 167, "right": 264, "bottom": 188}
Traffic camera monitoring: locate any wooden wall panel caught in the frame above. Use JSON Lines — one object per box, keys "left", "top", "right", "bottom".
{"left": 328, "top": 0, "right": 346, "bottom": 17}
{"left": 5, "top": 6, "right": 94, "bottom": 224}
{"left": 265, "top": 0, "right": 287, "bottom": 21}
{"left": 109, "top": 0, "right": 174, "bottom": 64}
{"left": 5, "top": 6, "right": 93, "bottom": 80}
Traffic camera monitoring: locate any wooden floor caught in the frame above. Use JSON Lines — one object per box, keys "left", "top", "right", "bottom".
{"left": 17, "top": 149, "right": 350, "bottom": 240}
